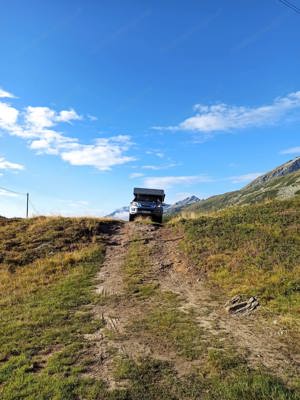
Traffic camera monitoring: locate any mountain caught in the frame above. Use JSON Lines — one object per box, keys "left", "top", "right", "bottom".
{"left": 186, "top": 157, "right": 300, "bottom": 214}
{"left": 107, "top": 206, "right": 129, "bottom": 220}
{"left": 106, "top": 196, "right": 199, "bottom": 220}
{"left": 164, "top": 195, "right": 200, "bottom": 215}
{"left": 247, "top": 157, "right": 300, "bottom": 187}
{"left": 106, "top": 158, "right": 300, "bottom": 219}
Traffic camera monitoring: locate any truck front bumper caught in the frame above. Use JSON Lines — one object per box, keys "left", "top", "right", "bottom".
{"left": 129, "top": 207, "right": 162, "bottom": 216}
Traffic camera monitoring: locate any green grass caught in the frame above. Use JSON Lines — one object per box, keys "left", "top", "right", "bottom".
{"left": 112, "top": 217, "right": 299, "bottom": 398}
{"left": 121, "top": 238, "right": 204, "bottom": 360}
{"left": 0, "top": 216, "right": 115, "bottom": 269}
{"left": 109, "top": 354, "right": 299, "bottom": 400}
{"left": 178, "top": 197, "right": 300, "bottom": 313}
{"left": 0, "top": 244, "right": 108, "bottom": 399}
{"left": 1, "top": 214, "right": 299, "bottom": 399}
{"left": 122, "top": 236, "right": 158, "bottom": 298}
{"left": 0, "top": 217, "right": 118, "bottom": 399}
{"left": 130, "top": 291, "right": 204, "bottom": 360}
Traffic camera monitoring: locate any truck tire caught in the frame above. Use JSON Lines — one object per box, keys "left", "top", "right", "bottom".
{"left": 129, "top": 214, "right": 135, "bottom": 222}
{"left": 153, "top": 215, "right": 162, "bottom": 224}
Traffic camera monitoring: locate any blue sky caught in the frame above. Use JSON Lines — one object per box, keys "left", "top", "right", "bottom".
{"left": 0, "top": 0, "right": 300, "bottom": 217}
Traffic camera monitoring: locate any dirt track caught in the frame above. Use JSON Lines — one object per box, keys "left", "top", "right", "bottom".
{"left": 85, "top": 221, "right": 300, "bottom": 388}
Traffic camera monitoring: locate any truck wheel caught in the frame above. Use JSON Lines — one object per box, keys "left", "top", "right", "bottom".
{"left": 129, "top": 214, "right": 135, "bottom": 222}
{"left": 153, "top": 215, "right": 162, "bottom": 224}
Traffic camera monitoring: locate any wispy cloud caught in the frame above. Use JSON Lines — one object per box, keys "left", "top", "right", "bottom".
{"left": 142, "top": 171, "right": 264, "bottom": 189}
{"left": 87, "top": 114, "right": 98, "bottom": 121}
{"left": 146, "top": 150, "right": 164, "bottom": 158}
{"left": 52, "top": 198, "right": 105, "bottom": 217}
{"left": 142, "top": 163, "right": 178, "bottom": 171}
{"left": 0, "top": 89, "right": 135, "bottom": 171}
{"left": 0, "top": 157, "right": 24, "bottom": 172}
{"left": 0, "top": 189, "right": 19, "bottom": 197}
{"left": 129, "top": 172, "right": 144, "bottom": 179}
{"left": 228, "top": 172, "right": 263, "bottom": 184}
{"left": 153, "top": 91, "right": 300, "bottom": 134}
{"left": 143, "top": 175, "right": 212, "bottom": 189}
{"left": 280, "top": 146, "right": 300, "bottom": 155}
{"left": 0, "top": 88, "right": 16, "bottom": 99}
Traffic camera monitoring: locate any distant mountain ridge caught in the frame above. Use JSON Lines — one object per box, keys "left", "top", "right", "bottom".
{"left": 107, "top": 196, "right": 200, "bottom": 220}
{"left": 248, "top": 157, "right": 300, "bottom": 187}
{"left": 186, "top": 157, "right": 300, "bottom": 214}
{"left": 164, "top": 195, "right": 200, "bottom": 215}
{"left": 107, "top": 157, "right": 300, "bottom": 219}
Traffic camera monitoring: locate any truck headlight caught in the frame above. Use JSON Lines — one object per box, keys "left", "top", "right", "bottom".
{"left": 132, "top": 201, "right": 141, "bottom": 207}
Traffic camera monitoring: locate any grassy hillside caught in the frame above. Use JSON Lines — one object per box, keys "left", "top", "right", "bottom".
{"left": 173, "top": 196, "right": 300, "bottom": 350}
{"left": 84, "top": 225, "right": 300, "bottom": 399}
{"left": 187, "top": 169, "right": 300, "bottom": 214}
{"left": 0, "top": 217, "right": 120, "bottom": 399}
{"left": 1, "top": 210, "right": 299, "bottom": 399}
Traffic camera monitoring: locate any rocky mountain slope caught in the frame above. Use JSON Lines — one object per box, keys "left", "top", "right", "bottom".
{"left": 248, "top": 156, "right": 300, "bottom": 187}
{"left": 186, "top": 157, "right": 300, "bottom": 214}
{"left": 164, "top": 195, "right": 200, "bottom": 214}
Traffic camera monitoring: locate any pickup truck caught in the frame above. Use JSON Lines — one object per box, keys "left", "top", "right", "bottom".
{"left": 129, "top": 187, "right": 165, "bottom": 223}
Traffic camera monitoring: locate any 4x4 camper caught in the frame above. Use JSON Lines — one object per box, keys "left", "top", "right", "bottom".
{"left": 129, "top": 188, "right": 165, "bottom": 223}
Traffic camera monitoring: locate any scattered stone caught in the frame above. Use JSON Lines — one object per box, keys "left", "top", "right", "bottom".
{"left": 225, "top": 295, "right": 259, "bottom": 315}
{"left": 225, "top": 295, "right": 241, "bottom": 307}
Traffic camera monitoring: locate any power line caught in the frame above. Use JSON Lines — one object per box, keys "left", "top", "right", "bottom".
{"left": 29, "top": 199, "right": 41, "bottom": 216}
{"left": 278, "top": 0, "right": 300, "bottom": 14}
{"left": 0, "top": 185, "right": 27, "bottom": 196}
{"left": 0, "top": 185, "right": 30, "bottom": 218}
{"left": 0, "top": 186, "right": 43, "bottom": 218}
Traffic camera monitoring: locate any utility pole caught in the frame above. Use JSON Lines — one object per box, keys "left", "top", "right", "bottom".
{"left": 26, "top": 193, "right": 29, "bottom": 218}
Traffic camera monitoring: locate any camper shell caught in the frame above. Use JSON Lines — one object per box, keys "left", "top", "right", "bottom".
{"left": 129, "top": 187, "right": 165, "bottom": 223}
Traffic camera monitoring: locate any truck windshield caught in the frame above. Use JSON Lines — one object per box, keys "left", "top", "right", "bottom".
{"left": 135, "top": 195, "right": 162, "bottom": 202}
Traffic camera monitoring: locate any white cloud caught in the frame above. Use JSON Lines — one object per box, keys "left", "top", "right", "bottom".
{"left": 61, "top": 136, "right": 135, "bottom": 171}
{"left": 57, "top": 109, "right": 81, "bottom": 123}
{"left": 25, "top": 106, "right": 81, "bottom": 130}
{"left": 143, "top": 175, "right": 212, "bottom": 189}
{"left": 130, "top": 172, "right": 144, "bottom": 179}
{"left": 0, "top": 102, "right": 19, "bottom": 130}
{"left": 280, "top": 146, "right": 300, "bottom": 155}
{"left": 0, "top": 91, "right": 134, "bottom": 171}
{"left": 142, "top": 163, "right": 178, "bottom": 171}
{"left": 228, "top": 172, "right": 263, "bottom": 184}
{"left": 0, "top": 88, "right": 16, "bottom": 98}
{"left": 25, "top": 106, "right": 56, "bottom": 129}
{"left": 154, "top": 91, "right": 300, "bottom": 134}
{"left": 0, "top": 157, "right": 24, "bottom": 171}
